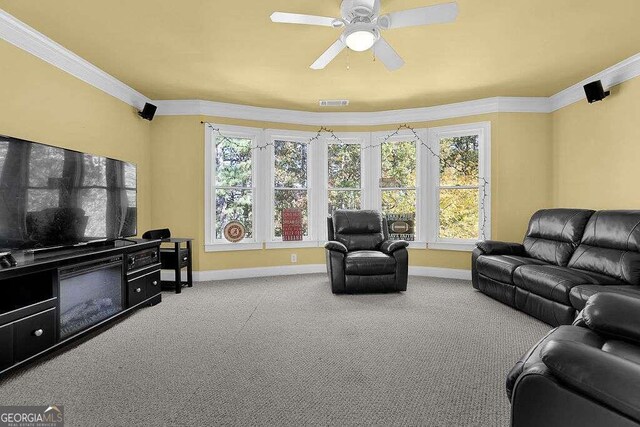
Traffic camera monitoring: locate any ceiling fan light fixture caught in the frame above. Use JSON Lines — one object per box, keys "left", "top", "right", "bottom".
{"left": 345, "top": 29, "right": 377, "bottom": 51}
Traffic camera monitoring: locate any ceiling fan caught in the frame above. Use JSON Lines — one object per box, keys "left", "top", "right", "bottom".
{"left": 270, "top": 0, "right": 459, "bottom": 71}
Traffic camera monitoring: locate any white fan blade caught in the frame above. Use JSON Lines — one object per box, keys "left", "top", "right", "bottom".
{"left": 374, "top": 38, "right": 405, "bottom": 71}
{"left": 384, "top": 2, "right": 459, "bottom": 29}
{"left": 311, "top": 39, "right": 346, "bottom": 69}
{"left": 271, "top": 12, "right": 337, "bottom": 27}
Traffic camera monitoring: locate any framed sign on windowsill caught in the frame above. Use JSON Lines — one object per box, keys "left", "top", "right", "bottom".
{"left": 387, "top": 213, "right": 416, "bottom": 241}
{"left": 282, "top": 208, "right": 303, "bottom": 242}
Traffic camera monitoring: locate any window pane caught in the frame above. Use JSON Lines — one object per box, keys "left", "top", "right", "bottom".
{"left": 215, "top": 136, "right": 252, "bottom": 187}
{"left": 328, "top": 190, "right": 361, "bottom": 215}
{"left": 440, "top": 135, "right": 479, "bottom": 186}
{"left": 381, "top": 189, "right": 416, "bottom": 216}
{"left": 126, "top": 190, "right": 137, "bottom": 208}
{"left": 215, "top": 189, "right": 253, "bottom": 240}
{"left": 381, "top": 140, "right": 416, "bottom": 188}
{"left": 439, "top": 188, "right": 479, "bottom": 240}
{"left": 27, "top": 189, "right": 59, "bottom": 212}
{"left": 0, "top": 141, "right": 8, "bottom": 178}
{"left": 328, "top": 144, "right": 360, "bottom": 188}
{"left": 274, "top": 140, "right": 307, "bottom": 188}
{"left": 28, "top": 144, "right": 64, "bottom": 187}
{"left": 80, "top": 188, "right": 107, "bottom": 238}
{"left": 83, "top": 155, "right": 107, "bottom": 186}
{"left": 274, "top": 189, "right": 308, "bottom": 237}
{"left": 124, "top": 163, "right": 137, "bottom": 189}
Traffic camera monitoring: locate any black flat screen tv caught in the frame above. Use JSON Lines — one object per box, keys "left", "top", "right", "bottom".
{"left": 0, "top": 134, "right": 137, "bottom": 250}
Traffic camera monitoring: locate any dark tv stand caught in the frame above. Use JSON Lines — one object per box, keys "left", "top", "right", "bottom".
{"left": 0, "top": 239, "right": 162, "bottom": 376}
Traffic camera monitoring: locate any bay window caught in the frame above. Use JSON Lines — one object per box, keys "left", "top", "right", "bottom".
{"left": 266, "top": 131, "right": 316, "bottom": 244}
{"left": 427, "top": 122, "right": 491, "bottom": 250}
{"left": 204, "top": 121, "right": 490, "bottom": 252}
{"left": 373, "top": 130, "right": 422, "bottom": 242}
{"left": 326, "top": 136, "right": 366, "bottom": 214}
{"left": 205, "top": 125, "right": 261, "bottom": 251}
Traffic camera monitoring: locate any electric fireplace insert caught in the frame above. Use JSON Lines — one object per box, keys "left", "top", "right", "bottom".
{"left": 58, "top": 257, "right": 124, "bottom": 339}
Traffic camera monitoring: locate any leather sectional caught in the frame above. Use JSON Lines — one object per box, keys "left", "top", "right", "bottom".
{"left": 472, "top": 209, "right": 640, "bottom": 326}
{"left": 508, "top": 292, "right": 640, "bottom": 426}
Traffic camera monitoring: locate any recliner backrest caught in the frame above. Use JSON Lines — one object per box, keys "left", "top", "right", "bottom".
{"left": 331, "top": 210, "right": 385, "bottom": 251}
{"left": 568, "top": 210, "right": 640, "bottom": 285}
{"left": 523, "top": 209, "right": 595, "bottom": 266}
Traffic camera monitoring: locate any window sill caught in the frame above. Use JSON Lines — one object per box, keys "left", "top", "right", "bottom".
{"left": 265, "top": 240, "right": 320, "bottom": 249}
{"left": 406, "top": 241, "right": 428, "bottom": 249}
{"left": 427, "top": 242, "right": 477, "bottom": 252}
{"left": 205, "top": 242, "right": 263, "bottom": 252}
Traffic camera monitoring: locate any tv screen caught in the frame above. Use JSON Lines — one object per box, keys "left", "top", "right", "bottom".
{"left": 0, "top": 135, "right": 137, "bottom": 250}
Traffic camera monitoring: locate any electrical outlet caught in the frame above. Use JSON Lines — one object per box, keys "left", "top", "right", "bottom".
{"left": 290, "top": 253, "right": 297, "bottom": 263}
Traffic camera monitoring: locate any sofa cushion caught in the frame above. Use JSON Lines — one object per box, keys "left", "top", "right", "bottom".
{"left": 476, "top": 255, "right": 546, "bottom": 283}
{"left": 522, "top": 209, "right": 595, "bottom": 266}
{"left": 332, "top": 210, "right": 385, "bottom": 251}
{"left": 513, "top": 265, "right": 623, "bottom": 305}
{"left": 345, "top": 251, "right": 396, "bottom": 275}
{"left": 506, "top": 325, "right": 605, "bottom": 400}
{"left": 514, "top": 288, "right": 577, "bottom": 326}
{"left": 570, "top": 284, "right": 640, "bottom": 311}
{"left": 568, "top": 210, "right": 640, "bottom": 284}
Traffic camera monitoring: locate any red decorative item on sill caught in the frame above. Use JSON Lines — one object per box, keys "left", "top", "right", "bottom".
{"left": 282, "top": 208, "right": 303, "bottom": 241}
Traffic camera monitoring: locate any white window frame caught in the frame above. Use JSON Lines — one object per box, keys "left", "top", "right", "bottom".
{"left": 321, "top": 132, "right": 370, "bottom": 243}
{"left": 204, "top": 124, "right": 263, "bottom": 252}
{"left": 371, "top": 129, "right": 427, "bottom": 248}
{"left": 203, "top": 122, "right": 491, "bottom": 253}
{"left": 264, "top": 129, "right": 319, "bottom": 248}
{"left": 426, "top": 122, "right": 491, "bottom": 251}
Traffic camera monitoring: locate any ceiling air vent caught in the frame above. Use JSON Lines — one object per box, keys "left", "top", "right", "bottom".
{"left": 319, "top": 99, "right": 349, "bottom": 107}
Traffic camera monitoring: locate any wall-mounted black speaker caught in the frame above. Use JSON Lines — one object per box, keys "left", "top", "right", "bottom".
{"left": 583, "top": 80, "right": 610, "bottom": 103}
{"left": 138, "top": 102, "right": 157, "bottom": 121}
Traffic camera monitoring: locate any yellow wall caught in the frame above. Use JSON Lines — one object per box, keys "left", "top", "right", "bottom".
{"left": 150, "top": 113, "right": 553, "bottom": 271}
{"left": 1, "top": 37, "right": 558, "bottom": 272}
{"left": 0, "top": 40, "right": 153, "bottom": 233}
{"left": 552, "top": 77, "right": 640, "bottom": 209}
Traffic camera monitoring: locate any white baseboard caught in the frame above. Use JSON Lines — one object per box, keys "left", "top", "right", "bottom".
{"left": 408, "top": 266, "right": 472, "bottom": 280}
{"left": 161, "top": 264, "right": 471, "bottom": 282}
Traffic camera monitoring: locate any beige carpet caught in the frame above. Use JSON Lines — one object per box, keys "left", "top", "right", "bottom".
{"left": 0, "top": 274, "right": 550, "bottom": 426}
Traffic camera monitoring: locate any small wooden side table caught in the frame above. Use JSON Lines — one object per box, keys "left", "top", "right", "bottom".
{"left": 159, "top": 238, "right": 193, "bottom": 294}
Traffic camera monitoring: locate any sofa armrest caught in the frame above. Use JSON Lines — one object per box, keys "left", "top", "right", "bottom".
{"left": 541, "top": 339, "right": 640, "bottom": 423}
{"left": 324, "top": 241, "right": 348, "bottom": 253}
{"left": 583, "top": 293, "right": 640, "bottom": 344}
{"left": 476, "top": 240, "right": 525, "bottom": 256}
{"left": 380, "top": 240, "right": 409, "bottom": 254}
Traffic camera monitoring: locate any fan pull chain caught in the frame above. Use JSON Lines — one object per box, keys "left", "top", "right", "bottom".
{"left": 346, "top": 48, "right": 350, "bottom": 71}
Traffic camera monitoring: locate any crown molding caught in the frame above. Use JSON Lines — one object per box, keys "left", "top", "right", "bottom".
{"left": 550, "top": 52, "right": 640, "bottom": 111}
{"left": 1, "top": 8, "right": 640, "bottom": 124}
{"left": 153, "top": 97, "right": 551, "bottom": 126}
{"left": 0, "top": 9, "right": 150, "bottom": 110}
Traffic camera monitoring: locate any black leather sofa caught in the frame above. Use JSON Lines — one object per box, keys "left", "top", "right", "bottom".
{"left": 324, "top": 210, "right": 409, "bottom": 293}
{"left": 507, "top": 292, "right": 640, "bottom": 427}
{"left": 472, "top": 209, "right": 640, "bottom": 326}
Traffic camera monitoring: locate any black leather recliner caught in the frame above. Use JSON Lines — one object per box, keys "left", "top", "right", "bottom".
{"left": 472, "top": 209, "right": 640, "bottom": 326}
{"left": 508, "top": 292, "right": 640, "bottom": 427}
{"left": 325, "top": 210, "right": 409, "bottom": 293}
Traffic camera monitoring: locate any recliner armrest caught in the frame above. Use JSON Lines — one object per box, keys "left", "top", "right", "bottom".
{"left": 380, "top": 240, "right": 409, "bottom": 254}
{"left": 541, "top": 339, "right": 640, "bottom": 423}
{"left": 583, "top": 293, "right": 640, "bottom": 344}
{"left": 324, "top": 241, "right": 348, "bottom": 253}
{"left": 475, "top": 240, "right": 525, "bottom": 256}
